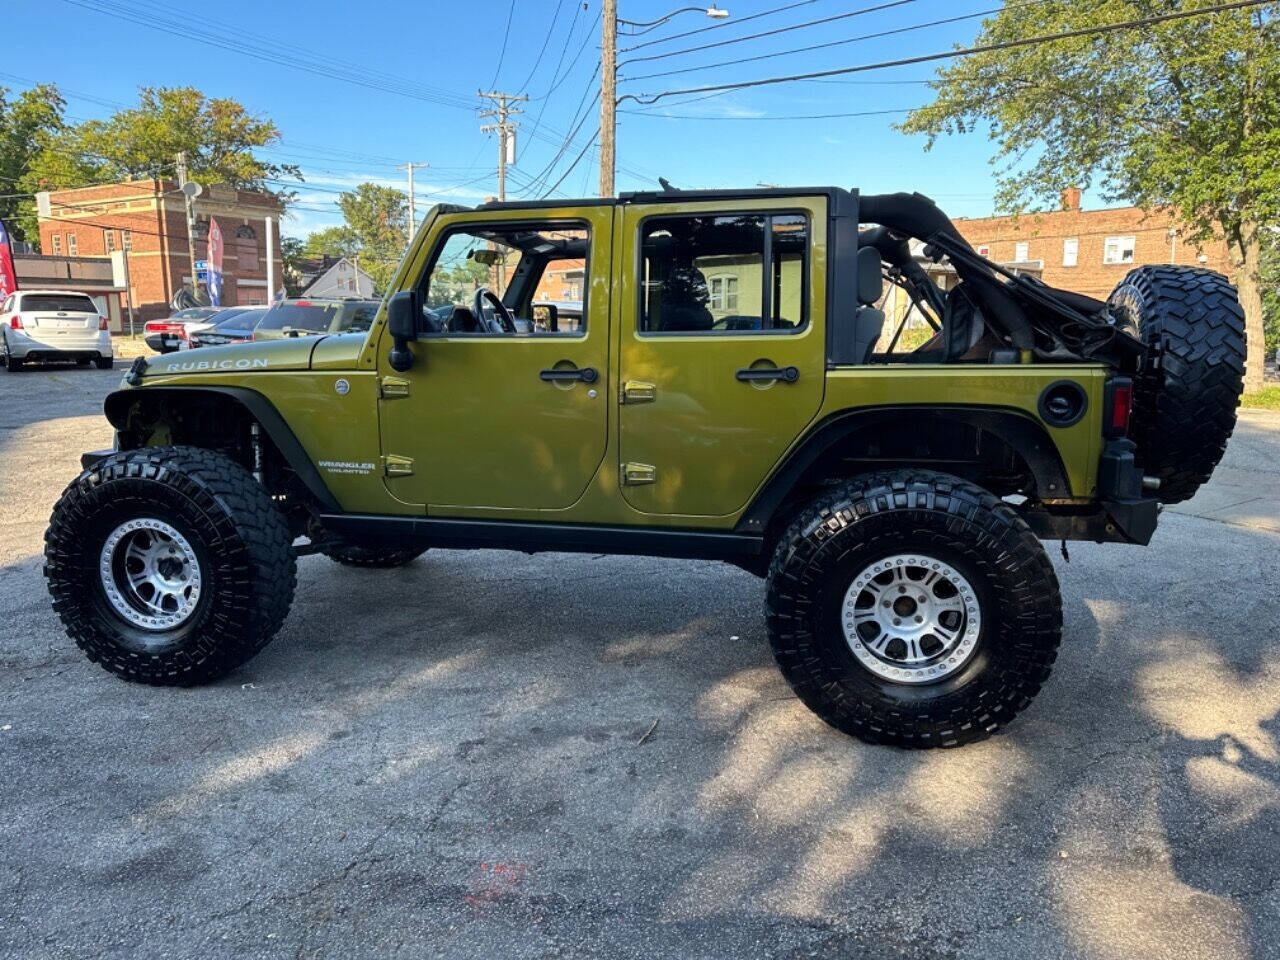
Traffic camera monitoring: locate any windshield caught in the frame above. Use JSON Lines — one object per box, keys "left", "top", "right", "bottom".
{"left": 215, "top": 309, "right": 264, "bottom": 332}
{"left": 256, "top": 302, "right": 340, "bottom": 334}
{"left": 21, "top": 294, "right": 97, "bottom": 313}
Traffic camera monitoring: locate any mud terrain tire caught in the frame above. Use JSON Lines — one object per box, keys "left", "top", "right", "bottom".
{"left": 44, "top": 446, "right": 296, "bottom": 685}
{"left": 766, "top": 471, "right": 1062, "bottom": 748}
{"left": 1108, "top": 266, "right": 1246, "bottom": 504}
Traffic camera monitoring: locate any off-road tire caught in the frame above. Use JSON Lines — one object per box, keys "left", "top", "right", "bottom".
{"left": 44, "top": 446, "right": 297, "bottom": 685}
{"left": 1108, "top": 266, "right": 1246, "bottom": 504}
{"left": 4, "top": 347, "right": 21, "bottom": 371}
{"left": 319, "top": 538, "right": 426, "bottom": 568}
{"left": 95, "top": 356, "right": 114, "bottom": 370}
{"left": 766, "top": 470, "right": 1062, "bottom": 748}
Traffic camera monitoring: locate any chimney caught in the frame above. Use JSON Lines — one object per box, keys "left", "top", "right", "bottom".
{"left": 1060, "top": 186, "right": 1082, "bottom": 212}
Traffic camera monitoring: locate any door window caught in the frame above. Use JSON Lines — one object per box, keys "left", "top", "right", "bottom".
{"left": 420, "top": 221, "right": 590, "bottom": 336}
{"left": 638, "top": 212, "right": 808, "bottom": 334}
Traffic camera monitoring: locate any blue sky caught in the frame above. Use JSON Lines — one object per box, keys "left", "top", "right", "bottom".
{"left": 8, "top": 0, "right": 1048, "bottom": 240}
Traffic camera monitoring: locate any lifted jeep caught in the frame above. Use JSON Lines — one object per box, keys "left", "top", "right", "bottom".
{"left": 44, "top": 188, "right": 1246, "bottom": 747}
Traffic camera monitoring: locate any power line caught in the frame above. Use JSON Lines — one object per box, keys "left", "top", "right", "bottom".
{"left": 515, "top": 0, "right": 567, "bottom": 92}
{"left": 623, "top": 5, "right": 1013, "bottom": 83}
{"left": 487, "top": 0, "right": 518, "bottom": 90}
{"left": 619, "top": 0, "right": 819, "bottom": 53}
{"left": 626, "top": 0, "right": 1273, "bottom": 104}
{"left": 620, "top": 0, "right": 919, "bottom": 68}
{"left": 622, "top": 105, "right": 915, "bottom": 121}
{"left": 541, "top": 130, "right": 599, "bottom": 198}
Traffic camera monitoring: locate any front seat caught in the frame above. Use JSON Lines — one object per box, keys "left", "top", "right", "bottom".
{"left": 447, "top": 306, "right": 482, "bottom": 333}
{"left": 659, "top": 265, "right": 714, "bottom": 331}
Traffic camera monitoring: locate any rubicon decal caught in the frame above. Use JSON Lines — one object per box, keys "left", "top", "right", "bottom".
{"left": 160, "top": 358, "right": 271, "bottom": 373}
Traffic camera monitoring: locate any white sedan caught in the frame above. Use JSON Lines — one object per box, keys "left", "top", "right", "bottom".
{"left": 1, "top": 289, "right": 113, "bottom": 371}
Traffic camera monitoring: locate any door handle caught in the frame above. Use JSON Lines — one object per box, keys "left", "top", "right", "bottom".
{"left": 540, "top": 366, "right": 598, "bottom": 383}
{"left": 735, "top": 365, "right": 799, "bottom": 383}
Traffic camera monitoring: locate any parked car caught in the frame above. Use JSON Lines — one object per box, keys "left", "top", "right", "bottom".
{"left": 143, "top": 306, "right": 221, "bottom": 353}
{"left": 1, "top": 289, "right": 113, "bottom": 370}
{"left": 251, "top": 298, "right": 380, "bottom": 341}
{"left": 189, "top": 306, "right": 269, "bottom": 348}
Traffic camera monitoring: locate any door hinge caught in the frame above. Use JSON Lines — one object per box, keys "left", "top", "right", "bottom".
{"left": 622, "top": 462, "right": 657, "bottom": 485}
{"left": 380, "top": 376, "right": 410, "bottom": 398}
{"left": 620, "top": 380, "right": 656, "bottom": 404}
{"left": 382, "top": 454, "right": 414, "bottom": 477}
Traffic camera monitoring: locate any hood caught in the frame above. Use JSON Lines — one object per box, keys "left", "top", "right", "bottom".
{"left": 142, "top": 337, "right": 321, "bottom": 377}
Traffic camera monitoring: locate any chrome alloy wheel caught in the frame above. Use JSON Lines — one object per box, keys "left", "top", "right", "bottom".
{"left": 98, "top": 518, "right": 203, "bottom": 631}
{"left": 841, "top": 554, "right": 981, "bottom": 684}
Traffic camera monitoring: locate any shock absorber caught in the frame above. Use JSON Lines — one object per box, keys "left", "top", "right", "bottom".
{"left": 249, "top": 422, "right": 264, "bottom": 484}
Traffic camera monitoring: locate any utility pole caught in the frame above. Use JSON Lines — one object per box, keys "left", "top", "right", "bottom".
{"left": 266, "top": 214, "right": 277, "bottom": 302}
{"left": 397, "top": 162, "right": 429, "bottom": 240}
{"left": 478, "top": 91, "right": 527, "bottom": 202}
{"left": 600, "top": 0, "right": 618, "bottom": 198}
{"left": 174, "top": 151, "right": 198, "bottom": 294}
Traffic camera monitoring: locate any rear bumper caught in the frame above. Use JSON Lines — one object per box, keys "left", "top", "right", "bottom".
{"left": 6, "top": 330, "right": 111, "bottom": 359}
{"left": 1021, "top": 438, "right": 1160, "bottom": 545}
{"left": 144, "top": 334, "right": 183, "bottom": 353}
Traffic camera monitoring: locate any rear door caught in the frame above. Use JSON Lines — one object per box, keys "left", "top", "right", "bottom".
{"left": 616, "top": 197, "right": 827, "bottom": 518}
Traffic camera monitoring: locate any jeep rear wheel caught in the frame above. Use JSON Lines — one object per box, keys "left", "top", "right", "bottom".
{"left": 766, "top": 471, "right": 1061, "bottom": 748}
{"left": 44, "top": 446, "right": 297, "bottom": 685}
{"left": 1108, "top": 266, "right": 1246, "bottom": 504}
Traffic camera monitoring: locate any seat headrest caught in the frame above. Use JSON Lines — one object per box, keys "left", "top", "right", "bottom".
{"left": 856, "top": 246, "right": 883, "bottom": 306}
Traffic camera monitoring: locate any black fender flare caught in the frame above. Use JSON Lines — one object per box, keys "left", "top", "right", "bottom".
{"left": 103, "top": 385, "right": 341, "bottom": 512}
{"left": 735, "top": 405, "right": 1074, "bottom": 534}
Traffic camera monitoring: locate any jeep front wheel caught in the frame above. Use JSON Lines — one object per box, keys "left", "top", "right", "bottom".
{"left": 44, "top": 446, "right": 297, "bottom": 685}
{"left": 318, "top": 538, "right": 426, "bottom": 568}
{"left": 766, "top": 471, "right": 1062, "bottom": 748}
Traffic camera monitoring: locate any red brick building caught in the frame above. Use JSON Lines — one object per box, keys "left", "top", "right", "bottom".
{"left": 951, "top": 188, "right": 1233, "bottom": 300}
{"left": 37, "top": 179, "right": 283, "bottom": 322}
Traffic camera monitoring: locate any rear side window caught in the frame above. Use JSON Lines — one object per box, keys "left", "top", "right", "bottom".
{"left": 216, "top": 311, "right": 263, "bottom": 332}
{"left": 256, "top": 302, "right": 340, "bottom": 334}
{"left": 638, "top": 212, "right": 808, "bottom": 334}
{"left": 20, "top": 294, "right": 98, "bottom": 313}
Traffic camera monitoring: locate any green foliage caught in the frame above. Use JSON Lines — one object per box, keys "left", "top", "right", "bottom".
{"left": 280, "top": 236, "right": 308, "bottom": 298}
{"left": 301, "top": 226, "right": 359, "bottom": 260}
{"left": 428, "top": 259, "right": 491, "bottom": 307}
{"left": 0, "top": 84, "right": 67, "bottom": 245}
{"left": 1264, "top": 229, "right": 1279, "bottom": 355}
{"left": 902, "top": 2, "right": 1280, "bottom": 386}
{"left": 23, "top": 86, "right": 296, "bottom": 194}
{"left": 301, "top": 183, "right": 408, "bottom": 294}
{"left": 1240, "top": 386, "right": 1280, "bottom": 409}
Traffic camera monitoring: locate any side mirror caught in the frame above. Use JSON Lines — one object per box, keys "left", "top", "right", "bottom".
{"left": 386, "top": 290, "right": 419, "bottom": 372}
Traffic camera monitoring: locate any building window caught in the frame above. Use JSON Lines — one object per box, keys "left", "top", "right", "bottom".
{"left": 121, "top": 229, "right": 132, "bottom": 251}
{"left": 234, "top": 224, "right": 256, "bottom": 240}
{"left": 1063, "top": 237, "right": 1078, "bottom": 267}
{"left": 51, "top": 234, "right": 62, "bottom": 255}
{"left": 1014, "top": 242, "right": 1029, "bottom": 262}
{"left": 104, "top": 229, "right": 117, "bottom": 253}
{"left": 1104, "top": 235, "right": 1136, "bottom": 264}
{"left": 67, "top": 233, "right": 77, "bottom": 256}
{"left": 708, "top": 275, "right": 739, "bottom": 311}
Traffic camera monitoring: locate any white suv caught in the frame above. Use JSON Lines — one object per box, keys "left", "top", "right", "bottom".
{"left": 1, "top": 290, "right": 114, "bottom": 371}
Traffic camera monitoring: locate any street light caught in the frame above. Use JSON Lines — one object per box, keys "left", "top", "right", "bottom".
{"left": 600, "top": 3, "right": 731, "bottom": 197}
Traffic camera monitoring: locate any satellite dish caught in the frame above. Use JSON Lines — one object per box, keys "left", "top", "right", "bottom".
{"left": 181, "top": 181, "right": 204, "bottom": 199}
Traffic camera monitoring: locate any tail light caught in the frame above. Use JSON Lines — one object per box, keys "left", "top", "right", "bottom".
{"left": 1105, "top": 377, "right": 1133, "bottom": 438}
{"left": 9, "top": 315, "right": 23, "bottom": 330}
{"left": 98, "top": 316, "right": 109, "bottom": 331}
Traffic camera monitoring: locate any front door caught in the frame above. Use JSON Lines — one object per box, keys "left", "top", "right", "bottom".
{"left": 378, "top": 207, "right": 611, "bottom": 513}
{"left": 617, "top": 198, "right": 827, "bottom": 518}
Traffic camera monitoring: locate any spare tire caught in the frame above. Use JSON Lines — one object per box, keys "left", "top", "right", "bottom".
{"left": 1107, "top": 266, "right": 1245, "bottom": 504}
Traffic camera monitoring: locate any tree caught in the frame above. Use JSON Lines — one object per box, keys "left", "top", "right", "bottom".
{"left": 22, "top": 86, "right": 297, "bottom": 196}
{"left": 298, "top": 183, "right": 408, "bottom": 294}
{"left": 301, "top": 226, "right": 359, "bottom": 261}
{"left": 902, "top": 1, "right": 1280, "bottom": 392}
{"left": 0, "top": 84, "right": 66, "bottom": 245}
{"left": 1264, "top": 228, "right": 1279, "bottom": 357}
{"left": 280, "top": 236, "right": 309, "bottom": 298}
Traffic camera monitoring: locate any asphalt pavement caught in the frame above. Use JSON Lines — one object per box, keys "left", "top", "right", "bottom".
{"left": 3, "top": 361, "right": 1280, "bottom": 960}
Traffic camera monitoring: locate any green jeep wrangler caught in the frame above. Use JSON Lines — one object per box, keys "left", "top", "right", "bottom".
{"left": 44, "top": 188, "right": 1246, "bottom": 747}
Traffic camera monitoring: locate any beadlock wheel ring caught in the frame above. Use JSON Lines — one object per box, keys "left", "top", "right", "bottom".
{"left": 98, "top": 518, "right": 203, "bottom": 631}
{"left": 841, "top": 553, "right": 982, "bottom": 685}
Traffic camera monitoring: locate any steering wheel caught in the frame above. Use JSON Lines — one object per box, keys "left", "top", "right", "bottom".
{"left": 473, "top": 287, "right": 517, "bottom": 334}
